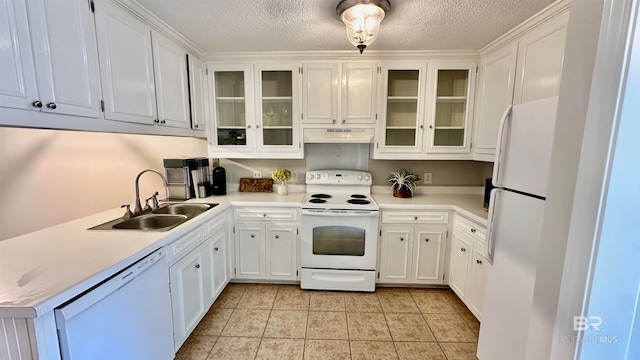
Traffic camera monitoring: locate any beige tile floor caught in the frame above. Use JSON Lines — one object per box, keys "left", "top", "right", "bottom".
{"left": 176, "top": 284, "right": 480, "bottom": 360}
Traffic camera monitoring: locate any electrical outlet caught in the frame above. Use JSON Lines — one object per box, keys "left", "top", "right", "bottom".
{"left": 291, "top": 172, "right": 298, "bottom": 183}
{"left": 252, "top": 170, "right": 262, "bottom": 178}
{"left": 423, "top": 173, "right": 433, "bottom": 184}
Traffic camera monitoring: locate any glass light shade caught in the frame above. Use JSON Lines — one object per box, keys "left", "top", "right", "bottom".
{"left": 340, "top": 3, "right": 386, "bottom": 50}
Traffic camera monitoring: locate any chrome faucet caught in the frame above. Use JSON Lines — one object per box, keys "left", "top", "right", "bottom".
{"left": 134, "top": 169, "right": 167, "bottom": 215}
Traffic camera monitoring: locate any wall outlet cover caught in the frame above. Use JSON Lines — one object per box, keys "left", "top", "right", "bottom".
{"left": 423, "top": 173, "right": 433, "bottom": 184}
{"left": 252, "top": 171, "right": 262, "bottom": 178}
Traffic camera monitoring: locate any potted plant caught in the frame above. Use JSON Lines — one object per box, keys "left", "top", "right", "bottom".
{"left": 271, "top": 168, "right": 292, "bottom": 195}
{"left": 388, "top": 169, "right": 421, "bottom": 198}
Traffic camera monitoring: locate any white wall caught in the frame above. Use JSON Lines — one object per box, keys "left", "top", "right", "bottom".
{"left": 0, "top": 128, "right": 207, "bottom": 240}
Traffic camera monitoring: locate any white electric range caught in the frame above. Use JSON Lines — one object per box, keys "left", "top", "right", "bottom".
{"left": 300, "top": 170, "right": 379, "bottom": 292}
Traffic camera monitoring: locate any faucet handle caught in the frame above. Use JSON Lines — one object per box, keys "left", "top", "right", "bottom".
{"left": 121, "top": 204, "right": 133, "bottom": 219}
{"left": 143, "top": 197, "right": 152, "bottom": 212}
{"left": 151, "top": 191, "right": 160, "bottom": 209}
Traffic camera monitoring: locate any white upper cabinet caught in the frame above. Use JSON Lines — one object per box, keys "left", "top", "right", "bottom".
{"left": 374, "top": 62, "right": 426, "bottom": 158}
{"left": 188, "top": 55, "right": 208, "bottom": 132}
{"left": 473, "top": 43, "right": 518, "bottom": 161}
{"left": 302, "top": 62, "right": 378, "bottom": 126}
{"left": 513, "top": 12, "right": 569, "bottom": 104}
{"left": 425, "top": 61, "right": 476, "bottom": 155}
{"left": 255, "top": 63, "right": 302, "bottom": 155}
{"left": 95, "top": 0, "right": 157, "bottom": 125}
{"left": 209, "top": 64, "right": 255, "bottom": 154}
{"left": 473, "top": 11, "right": 568, "bottom": 162}
{"left": 0, "top": 0, "right": 101, "bottom": 117}
{"left": 152, "top": 31, "right": 190, "bottom": 129}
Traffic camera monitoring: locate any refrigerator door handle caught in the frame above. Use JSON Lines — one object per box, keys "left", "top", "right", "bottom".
{"left": 492, "top": 105, "right": 513, "bottom": 188}
{"left": 486, "top": 188, "right": 501, "bottom": 264}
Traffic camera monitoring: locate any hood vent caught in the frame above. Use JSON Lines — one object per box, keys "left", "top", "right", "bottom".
{"left": 303, "top": 128, "right": 374, "bottom": 143}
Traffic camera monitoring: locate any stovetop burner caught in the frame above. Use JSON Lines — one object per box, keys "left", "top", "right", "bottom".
{"left": 309, "top": 198, "right": 327, "bottom": 204}
{"left": 346, "top": 199, "right": 371, "bottom": 205}
{"left": 311, "top": 194, "right": 332, "bottom": 199}
{"left": 350, "top": 194, "right": 367, "bottom": 199}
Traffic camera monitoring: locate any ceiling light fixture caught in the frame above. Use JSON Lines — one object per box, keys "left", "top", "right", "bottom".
{"left": 336, "top": 0, "right": 390, "bottom": 54}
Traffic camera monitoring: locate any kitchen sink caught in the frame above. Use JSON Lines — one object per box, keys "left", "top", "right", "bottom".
{"left": 89, "top": 203, "right": 218, "bottom": 231}
{"left": 112, "top": 214, "right": 188, "bottom": 230}
{"left": 151, "top": 203, "right": 213, "bottom": 217}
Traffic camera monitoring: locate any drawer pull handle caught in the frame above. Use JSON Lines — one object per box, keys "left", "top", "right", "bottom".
{"left": 214, "top": 247, "right": 219, "bottom": 251}
{"left": 476, "top": 259, "right": 482, "bottom": 264}
{"left": 195, "top": 264, "right": 200, "bottom": 269}
{"left": 414, "top": 216, "right": 418, "bottom": 220}
{"left": 263, "top": 214, "right": 267, "bottom": 217}
{"left": 471, "top": 228, "right": 476, "bottom": 233}
{"left": 275, "top": 235, "right": 280, "bottom": 239}
{"left": 461, "top": 248, "right": 466, "bottom": 252}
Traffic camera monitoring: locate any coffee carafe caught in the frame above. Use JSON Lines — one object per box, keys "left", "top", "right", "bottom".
{"left": 211, "top": 166, "right": 226, "bottom": 195}
{"left": 195, "top": 158, "right": 211, "bottom": 198}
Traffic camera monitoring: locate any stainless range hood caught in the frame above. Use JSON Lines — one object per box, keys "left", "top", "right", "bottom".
{"left": 303, "top": 128, "right": 375, "bottom": 143}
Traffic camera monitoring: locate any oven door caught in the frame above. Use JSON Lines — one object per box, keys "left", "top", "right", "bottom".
{"left": 301, "top": 209, "right": 378, "bottom": 270}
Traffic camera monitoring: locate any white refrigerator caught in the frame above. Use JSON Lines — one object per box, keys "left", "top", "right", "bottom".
{"left": 477, "top": 96, "right": 559, "bottom": 360}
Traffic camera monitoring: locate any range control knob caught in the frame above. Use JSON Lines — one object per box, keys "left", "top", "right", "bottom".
{"left": 364, "top": 175, "right": 371, "bottom": 181}
{"left": 316, "top": 173, "right": 321, "bottom": 179}
{"left": 307, "top": 173, "right": 314, "bottom": 180}
{"left": 357, "top": 174, "right": 364, "bottom": 180}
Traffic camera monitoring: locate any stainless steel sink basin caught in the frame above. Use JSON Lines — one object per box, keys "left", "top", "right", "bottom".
{"left": 89, "top": 203, "right": 218, "bottom": 231}
{"left": 152, "top": 203, "right": 213, "bottom": 217}
{"left": 112, "top": 214, "right": 188, "bottom": 230}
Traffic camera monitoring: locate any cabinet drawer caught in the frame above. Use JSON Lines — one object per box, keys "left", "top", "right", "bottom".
{"left": 234, "top": 207, "right": 298, "bottom": 221}
{"left": 166, "top": 226, "right": 204, "bottom": 264}
{"left": 455, "top": 215, "right": 486, "bottom": 242}
{"left": 203, "top": 212, "right": 228, "bottom": 238}
{"left": 382, "top": 211, "right": 449, "bottom": 224}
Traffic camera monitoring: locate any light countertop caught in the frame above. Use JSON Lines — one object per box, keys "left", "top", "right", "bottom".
{"left": 0, "top": 190, "right": 486, "bottom": 319}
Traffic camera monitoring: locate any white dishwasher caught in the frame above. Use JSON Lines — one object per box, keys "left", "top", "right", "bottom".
{"left": 55, "top": 248, "right": 174, "bottom": 360}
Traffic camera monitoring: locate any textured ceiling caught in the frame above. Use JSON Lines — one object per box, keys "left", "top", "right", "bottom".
{"left": 135, "top": 0, "right": 555, "bottom": 53}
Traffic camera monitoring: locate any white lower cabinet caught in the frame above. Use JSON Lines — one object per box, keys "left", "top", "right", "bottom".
{"left": 167, "top": 211, "right": 230, "bottom": 351}
{"left": 233, "top": 207, "right": 299, "bottom": 281}
{"left": 378, "top": 210, "right": 449, "bottom": 285}
{"left": 448, "top": 214, "right": 489, "bottom": 320}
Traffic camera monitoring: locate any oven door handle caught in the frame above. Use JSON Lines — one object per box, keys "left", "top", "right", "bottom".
{"left": 301, "top": 210, "right": 379, "bottom": 217}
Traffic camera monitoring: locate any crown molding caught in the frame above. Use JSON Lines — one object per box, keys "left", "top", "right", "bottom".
{"left": 205, "top": 50, "right": 480, "bottom": 63}
{"left": 480, "top": 0, "right": 571, "bottom": 57}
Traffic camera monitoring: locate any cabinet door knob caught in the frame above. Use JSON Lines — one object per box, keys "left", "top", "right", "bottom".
{"left": 420, "top": 125, "right": 424, "bottom": 129}
{"left": 250, "top": 234, "right": 255, "bottom": 238}
{"left": 263, "top": 214, "right": 267, "bottom": 217}
{"left": 414, "top": 216, "right": 418, "bottom": 220}
{"left": 195, "top": 264, "right": 200, "bottom": 269}
{"left": 31, "top": 100, "right": 43, "bottom": 108}
{"left": 160, "top": 120, "right": 166, "bottom": 124}
{"left": 256, "top": 124, "right": 261, "bottom": 128}
{"left": 429, "top": 125, "right": 433, "bottom": 129}
{"left": 476, "top": 259, "right": 482, "bottom": 264}
{"left": 400, "top": 237, "right": 404, "bottom": 241}
{"left": 214, "top": 247, "right": 219, "bottom": 251}
{"left": 154, "top": 119, "right": 160, "bottom": 123}
{"left": 46, "top": 102, "right": 57, "bottom": 109}
{"left": 194, "top": 124, "right": 199, "bottom": 128}
{"left": 342, "top": 119, "right": 346, "bottom": 124}
{"left": 247, "top": 125, "right": 252, "bottom": 128}
{"left": 425, "top": 238, "right": 429, "bottom": 242}
{"left": 275, "top": 235, "right": 280, "bottom": 239}
{"left": 471, "top": 228, "right": 476, "bottom": 233}
{"left": 461, "top": 247, "right": 466, "bottom": 252}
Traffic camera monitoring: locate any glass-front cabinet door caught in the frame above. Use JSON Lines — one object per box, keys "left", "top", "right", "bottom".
{"left": 254, "top": 63, "right": 302, "bottom": 156}
{"left": 209, "top": 64, "right": 255, "bottom": 155}
{"left": 374, "top": 62, "right": 426, "bottom": 159}
{"left": 426, "top": 61, "right": 476, "bottom": 154}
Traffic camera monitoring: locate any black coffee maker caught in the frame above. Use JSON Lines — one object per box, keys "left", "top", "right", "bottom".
{"left": 211, "top": 166, "right": 226, "bottom": 195}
